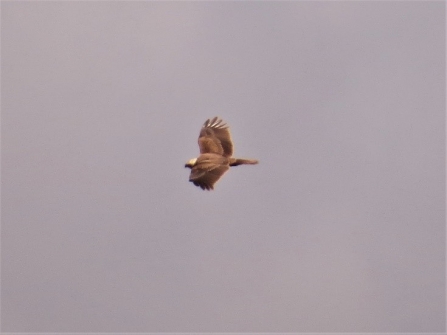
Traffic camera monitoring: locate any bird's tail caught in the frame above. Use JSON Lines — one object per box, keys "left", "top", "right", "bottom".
{"left": 229, "top": 158, "right": 259, "bottom": 166}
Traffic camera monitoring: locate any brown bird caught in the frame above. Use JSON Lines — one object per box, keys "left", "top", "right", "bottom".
{"left": 185, "top": 117, "right": 258, "bottom": 190}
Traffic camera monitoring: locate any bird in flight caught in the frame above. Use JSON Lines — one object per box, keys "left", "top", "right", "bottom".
{"left": 185, "top": 117, "right": 258, "bottom": 190}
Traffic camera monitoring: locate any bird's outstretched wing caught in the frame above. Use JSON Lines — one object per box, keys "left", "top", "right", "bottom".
{"left": 189, "top": 164, "right": 230, "bottom": 190}
{"left": 198, "top": 117, "right": 233, "bottom": 157}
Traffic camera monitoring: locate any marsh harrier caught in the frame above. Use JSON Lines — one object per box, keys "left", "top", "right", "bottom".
{"left": 185, "top": 117, "right": 258, "bottom": 190}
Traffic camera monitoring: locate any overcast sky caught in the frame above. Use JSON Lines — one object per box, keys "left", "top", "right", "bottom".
{"left": 2, "top": 1, "right": 445, "bottom": 333}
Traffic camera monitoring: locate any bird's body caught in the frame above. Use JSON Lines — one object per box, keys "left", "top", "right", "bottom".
{"left": 185, "top": 117, "right": 258, "bottom": 190}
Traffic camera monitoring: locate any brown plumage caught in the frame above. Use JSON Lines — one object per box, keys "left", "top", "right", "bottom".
{"left": 185, "top": 117, "right": 258, "bottom": 190}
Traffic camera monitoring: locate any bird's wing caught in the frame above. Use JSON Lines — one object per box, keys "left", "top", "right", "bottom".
{"left": 189, "top": 164, "right": 229, "bottom": 190}
{"left": 198, "top": 117, "right": 233, "bottom": 157}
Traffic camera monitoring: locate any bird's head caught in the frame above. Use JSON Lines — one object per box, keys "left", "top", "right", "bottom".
{"left": 184, "top": 158, "right": 197, "bottom": 168}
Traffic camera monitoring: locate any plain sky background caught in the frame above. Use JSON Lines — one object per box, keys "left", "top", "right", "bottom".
{"left": 1, "top": 1, "right": 445, "bottom": 333}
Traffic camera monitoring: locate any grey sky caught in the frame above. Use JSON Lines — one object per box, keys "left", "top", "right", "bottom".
{"left": 1, "top": 1, "right": 445, "bottom": 333}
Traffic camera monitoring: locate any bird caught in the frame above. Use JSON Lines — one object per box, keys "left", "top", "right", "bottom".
{"left": 185, "top": 117, "right": 258, "bottom": 190}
